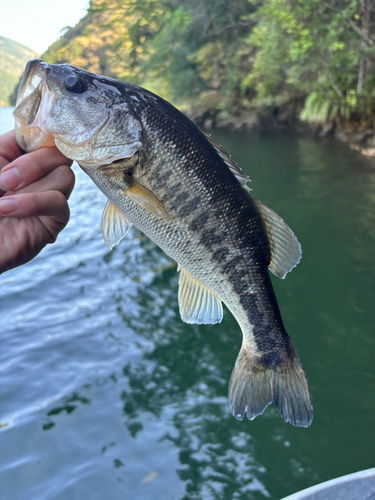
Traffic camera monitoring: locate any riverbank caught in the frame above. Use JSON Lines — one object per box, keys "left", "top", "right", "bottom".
{"left": 185, "top": 103, "right": 375, "bottom": 158}
{"left": 3, "top": 97, "right": 374, "bottom": 158}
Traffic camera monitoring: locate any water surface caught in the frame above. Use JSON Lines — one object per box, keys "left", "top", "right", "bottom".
{"left": 0, "top": 107, "right": 374, "bottom": 499}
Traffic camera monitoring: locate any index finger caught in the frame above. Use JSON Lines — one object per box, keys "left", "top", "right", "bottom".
{"left": 0, "top": 146, "right": 73, "bottom": 193}
{"left": 0, "top": 130, "right": 22, "bottom": 171}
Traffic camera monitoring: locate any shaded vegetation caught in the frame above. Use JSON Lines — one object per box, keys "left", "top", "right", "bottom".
{"left": 247, "top": 0, "right": 375, "bottom": 126}
{"left": 0, "top": 36, "right": 36, "bottom": 106}
{"left": 43, "top": 0, "right": 375, "bottom": 131}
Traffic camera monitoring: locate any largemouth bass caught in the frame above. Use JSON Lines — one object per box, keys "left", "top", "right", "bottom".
{"left": 13, "top": 59, "right": 313, "bottom": 427}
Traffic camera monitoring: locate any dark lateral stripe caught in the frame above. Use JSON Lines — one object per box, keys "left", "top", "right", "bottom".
{"left": 199, "top": 229, "right": 225, "bottom": 251}
{"left": 169, "top": 191, "right": 190, "bottom": 210}
{"left": 175, "top": 198, "right": 201, "bottom": 218}
{"left": 212, "top": 248, "right": 227, "bottom": 264}
{"left": 189, "top": 212, "right": 209, "bottom": 232}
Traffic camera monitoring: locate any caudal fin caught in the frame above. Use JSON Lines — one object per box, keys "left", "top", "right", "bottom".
{"left": 228, "top": 346, "right": 313, "bottom": 427}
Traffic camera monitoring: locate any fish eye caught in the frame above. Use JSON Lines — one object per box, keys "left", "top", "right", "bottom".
{"left": 64, "top": 76, "right": 87, "bottom": 94}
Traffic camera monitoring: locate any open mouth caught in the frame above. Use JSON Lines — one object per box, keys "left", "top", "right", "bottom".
{"left": 13, "top": 83, "right": 51, "bottom": 152}
{"left": 13, "top": 86, "right": 56, "bottom": 153}
{"left": 12, "top": 60, "right": 58, "bottom": 152}
{"left": 16, "top": 59, "right": 46, "bottom": 106}
{"left": 13, "top": 84, "right": 42, "bottom": 127}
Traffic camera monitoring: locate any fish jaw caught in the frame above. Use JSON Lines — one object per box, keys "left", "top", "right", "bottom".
{"left": 13, "top": 58, "right": 56, "bottom": 152}
{"left": 15, "top": 58, "right": 48, "bottom": 107}
{"left": 13, "top": 90, "right": 57, "bottom": 152}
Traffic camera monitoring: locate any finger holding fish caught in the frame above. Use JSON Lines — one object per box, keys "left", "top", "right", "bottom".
{"left": 0, "top": 190, "right": 70, "bottom": 224}
{"left": 0, "top": 141, "right": 72, "bottom": 192}
{"left": 0, "top": 130, "right": 22, "bottom": 197}
{"left": 4, "top": 163, "right": 75, "bottom": 199}
{"left": 0, "top": 144, "right": 75, "bottom": 220}
{"left": 0, "top": 178, "right": 73, "bottom": 273}
{"left": 0, "top": 163, "right": 74, "bottom": 236}
{"left": 0, "top": 128, "right": 74, "bottom": 221}
{"left": 0, "top": 129, "right": 75, "bottom": 273}
{"left": 0, "top": 130, "right": 22, "bottom": 170}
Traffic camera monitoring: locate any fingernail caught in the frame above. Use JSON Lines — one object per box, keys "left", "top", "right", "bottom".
{"left": 0, "top": 168, "right": 23, "bottom": 190}
{"left": 0, "top": 198, "right": 18, "bottom": 214}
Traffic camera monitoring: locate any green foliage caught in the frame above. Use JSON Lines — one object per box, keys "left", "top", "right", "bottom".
{"left": 0, "top": 70, "right": 19, "bottom": 107}
{"left": 41, "top": 0, "right": 375, "bottom": 125}
{"left": 300, "top": 92, "right": 342, "bottom": 123}
{"left": 246, "top": 0, "right": 375, "bottom": 120}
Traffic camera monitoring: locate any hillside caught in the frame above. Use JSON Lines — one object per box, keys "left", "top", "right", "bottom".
{"left": 0, "top": 36, "right": 36, "bottom": 107}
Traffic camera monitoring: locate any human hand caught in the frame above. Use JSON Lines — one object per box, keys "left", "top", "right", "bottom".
{"left": 0, "top": 130, "right": 75, "bottom": 274}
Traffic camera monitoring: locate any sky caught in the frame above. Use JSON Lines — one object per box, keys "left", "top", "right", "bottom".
{"left": 0, "top": 0, "right": 90, "bottom": 54}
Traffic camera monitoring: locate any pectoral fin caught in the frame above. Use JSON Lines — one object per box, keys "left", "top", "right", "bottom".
{"left": 124, "top": 177, "right": 170, "bottom": 220}
{"left": 178, "top": 266, "right": 223, "bottom": 324}
{"left": 101, "top": 201, "right": 132, "bottom": 249}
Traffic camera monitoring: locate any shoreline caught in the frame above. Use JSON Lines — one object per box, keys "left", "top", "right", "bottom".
{"left": 185, "top": 106, "right": 375, "bottom": 158}
{"left": 2, "top": 103, "right": 374, "bottom": 158}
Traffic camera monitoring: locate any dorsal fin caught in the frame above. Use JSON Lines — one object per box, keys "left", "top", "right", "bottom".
{"left": 201, "top": 130, "right": 251, "bottom": 191}
{"left": 255, "top": 199, "right": 302, "bottom": 279}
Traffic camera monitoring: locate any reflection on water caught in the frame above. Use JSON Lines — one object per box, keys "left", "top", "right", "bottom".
{"left": 1, "top": 107, "right": 375, "bottom": 500}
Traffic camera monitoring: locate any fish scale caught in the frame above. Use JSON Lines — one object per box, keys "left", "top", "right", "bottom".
{"left": 13, "top": 58, "right": 313, "bottom": 427}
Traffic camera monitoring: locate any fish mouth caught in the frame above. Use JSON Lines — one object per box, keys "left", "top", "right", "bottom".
{"left": 13, "top": 59, "right": 56, "bottom": 152}
{"left": 16, "top": 58, "right": 47, "bottom": 107}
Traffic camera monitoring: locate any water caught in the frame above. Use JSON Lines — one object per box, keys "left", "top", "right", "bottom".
{"left": 1, "top": 106, "right": 374, "bottom": 500}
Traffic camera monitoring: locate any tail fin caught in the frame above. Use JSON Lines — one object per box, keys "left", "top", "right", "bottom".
{"left": 228, "top": 346, "right": 313, "bottom": 427}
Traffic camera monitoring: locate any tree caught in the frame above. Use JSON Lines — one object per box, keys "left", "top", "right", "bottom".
{"left": 244, "top": 0, "right": 375, "bottom": 122}
{"left": 43, "top": 0, "right": 375, "bottom": 126}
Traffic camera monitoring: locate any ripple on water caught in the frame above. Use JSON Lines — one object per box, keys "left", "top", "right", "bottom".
{"left": 1, "top": 108, "right": 375, "bottom": 499}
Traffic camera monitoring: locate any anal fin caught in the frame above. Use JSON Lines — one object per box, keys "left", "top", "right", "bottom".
{"left": 101, "top": 200, "right": 132, "bottom": 249}
{"left": 178, "top": 266, "right": 223, "bottom": 324}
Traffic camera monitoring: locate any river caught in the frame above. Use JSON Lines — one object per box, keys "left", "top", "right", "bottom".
{"left": 0, "top": 106, "right": 374, "bottom": 500}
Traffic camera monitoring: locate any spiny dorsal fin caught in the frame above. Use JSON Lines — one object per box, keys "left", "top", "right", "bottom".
{"left": 255, "top": 199, "right": 301, "bottom": 279}
{"left": 124, "top": 177, "right": 170, "bottom": 220}
{"left": 201, "top": 130, "right": 251, "bottom": 191}
{"left": 101, "top": 201, "right": 132, "bottom": 250}
{"left": 178, "top": 265, "right": 223, "bottom": 324}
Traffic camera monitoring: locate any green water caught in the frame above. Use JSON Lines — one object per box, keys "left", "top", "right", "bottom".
{"left": 0, "top": 107, "right": 374, "bottom": 499}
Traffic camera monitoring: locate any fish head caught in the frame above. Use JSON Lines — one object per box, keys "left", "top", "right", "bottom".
{"left": 13, "top": 58, "right": 143, "bottom": 168}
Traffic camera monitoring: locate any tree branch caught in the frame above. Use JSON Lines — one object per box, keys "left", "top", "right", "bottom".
{"left": 200, "top": 20, "right": 256, "bottom": 39}
{"left": 328, "top": 69, "right": 344, "bottom": 97}
{"left": 323, "top": 2, "right": 374, "bottom": 46}
{"left": 357, "top": 58, "right": 365, "bottom": 94}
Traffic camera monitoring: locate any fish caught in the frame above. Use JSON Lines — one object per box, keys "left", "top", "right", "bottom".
{"left": 13, "top": 58, "right": 313, "bottom": 427}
